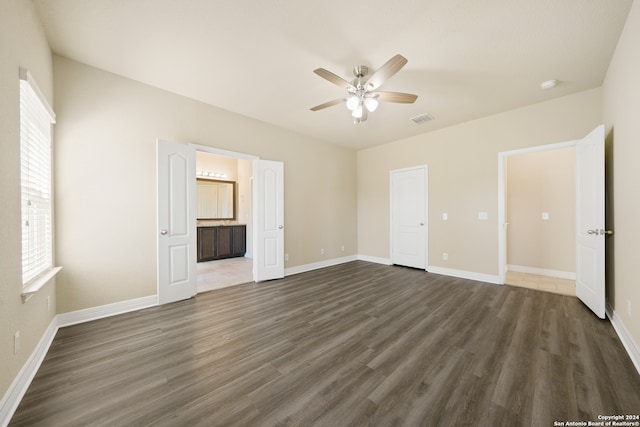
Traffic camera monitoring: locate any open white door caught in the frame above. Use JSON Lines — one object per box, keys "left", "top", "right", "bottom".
{"left": 254, "top": 160, "right": 284, "bottom": 281}
{"left": 390, "top": 166, "right": 428, "bottom": 269}
{"left": 576, "top": 125, "right": 606, "bottom": 318}
{"left": 157, "top": 139, "right": 197, "bottom": 305}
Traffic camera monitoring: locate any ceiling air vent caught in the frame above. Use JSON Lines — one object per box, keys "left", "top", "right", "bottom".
{"left": 410, "top": 113, "right": 434, "bottom": 124}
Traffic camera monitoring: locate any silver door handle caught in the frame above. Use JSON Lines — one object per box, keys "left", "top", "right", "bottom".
{"left": 160, "top": 229, "right": 168, "bottom": 235}
{"left": 588, "top": 229, "right": 614, "bottom": 235}
{"left": 419, "top": 223, "right": 424, "bottom": 226}
{"left": 278, "top": 225, "right": 283, "bottom": 229}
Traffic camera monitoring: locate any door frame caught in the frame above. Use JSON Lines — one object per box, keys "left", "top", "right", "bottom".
{"left": 497, "top": 139, "right": 578, "bottom": 284}
{"left": 389, "top": 164, "right": 429, "bottom": 270}
{"left": 158, "top": 142, "right": 269, "bottom": 303}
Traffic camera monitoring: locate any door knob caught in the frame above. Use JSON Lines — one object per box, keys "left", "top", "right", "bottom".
{"left": 588, "top": 229, "right": 614, "bottom": 235}
{"left": 160, "top": 229, "right": 168, "bottom": 235}
{"left": 278, "top": 225, "right": 283, "bottom": 229}
{"left": 419, "top": 222, "right": 425, "bottom": 226}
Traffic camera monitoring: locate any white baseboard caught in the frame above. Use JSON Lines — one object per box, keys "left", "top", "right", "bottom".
{"left": 1, "top": 295, "right": 158, "bottom": 427}
{"left": 56, "top": 295, "right": 158, "bottom": 328}
{"left": 427, "top": 265, "right": 501, "bottom": 285}
{"left": 355, "top": 256, "right": 500, "bottom": 285}
{"left": 357, "top": 254, "right": 392, "bottom": 265}
{"left": 606, "top": 303, "right": 640, "bottom": 375}
{"left": 507, "top": 264, "right": 576, "bottom": 280}
{"left": 285, "top": 255, "right": 358, "bottom": 277}
{"left": 0, "top": 316, "right": 58, "bottom": 427}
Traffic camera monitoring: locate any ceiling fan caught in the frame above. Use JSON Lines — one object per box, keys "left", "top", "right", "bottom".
{"left": 310, "top": 54, "right": 418, "bottom": 124}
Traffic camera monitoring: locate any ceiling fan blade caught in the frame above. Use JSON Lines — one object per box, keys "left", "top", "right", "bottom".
{"left": 310, "top": 98, "right": 345, "bottom": 111}
{"left": 313, "top": 68, "right": 354, "bottom": 90}
{"left": 374, "top": 91, "right": 418, "bottom": 104}
{"left": 365, "top": 54, "right": 408, "bottom": 91}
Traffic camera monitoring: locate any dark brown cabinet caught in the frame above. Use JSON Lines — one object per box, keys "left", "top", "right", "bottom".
{"left": 197, "top": 225, "right": 246, "bottom": 262}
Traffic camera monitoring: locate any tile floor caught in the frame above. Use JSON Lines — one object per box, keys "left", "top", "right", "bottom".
{"left": 504, "top": 271, "right": 576, "bottom": 296}
{"left": 197, "top": 257, "right": 253, "bottom": 293}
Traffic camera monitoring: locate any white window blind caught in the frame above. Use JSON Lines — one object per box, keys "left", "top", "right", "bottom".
{"left": 20, "top": 69, "right": 56, "bottom": 287}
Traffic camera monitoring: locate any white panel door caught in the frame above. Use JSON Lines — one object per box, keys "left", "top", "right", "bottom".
{"left": 391, "top": 166, "right": 428, "bottom": 269}
{"left": 576, "top": 125, "right": 606, "bottom": 319}
{"left": 157, "top": 139, "right": 197, "bottom": 305}
{"left": 254, "top": 160, "right": 284, "bottom": 281}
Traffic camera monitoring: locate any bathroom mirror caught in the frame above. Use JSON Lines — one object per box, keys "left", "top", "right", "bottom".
{"left": 196, "top": 179, "right": 236, "bottom": 220}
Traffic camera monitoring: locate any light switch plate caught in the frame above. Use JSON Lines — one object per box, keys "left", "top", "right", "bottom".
{"left": 542, "top": 212, "right": 550, "bottom": 220}
{"left": 478, "top": 212, "right": 488, "bottom": 220}
{"left": 442, "top": 213, "right": 448, "bottom": 220}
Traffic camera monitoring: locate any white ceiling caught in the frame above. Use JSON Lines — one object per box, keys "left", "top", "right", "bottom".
{"left": 32, "top": 0, "right": 633, "bottom": 150}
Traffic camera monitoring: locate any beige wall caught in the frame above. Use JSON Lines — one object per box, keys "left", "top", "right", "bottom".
{"left": 507, "top": 147, "right": 575, "bottom": 273}
{"left": 603, "top": 0, "right": 640, "bottom": 358}
{"left": 196, "top": 151, "right": 239, "bottom": 181}
{"left": 357, "top": 88, "right": 602, "bottom": 276}
{"left": 0, "top": 0, "right": 56, "bottom": 398}
{"left": 53, "top": 56, "right": 358, "bottom": 313}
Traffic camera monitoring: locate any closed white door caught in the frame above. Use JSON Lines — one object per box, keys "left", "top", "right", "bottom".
{"left": 576, "top": 125, "right": 606, "bottom": 318}
{"left": 254, "top": 160, "right": 284, "bottom": 281}
{"left": 391, "top": 166, "right": 428, "bottom": 269}
{"left": 157, "top": 139, "right": 197, "bottom": 304}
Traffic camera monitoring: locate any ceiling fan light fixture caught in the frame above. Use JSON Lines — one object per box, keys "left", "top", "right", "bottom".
{"left": 346, "top": 95, "right": 360, "bottom": 111}
{"left": 352, "top": 105, "right": 363, "bottom": 119}
{"left": 364, "top": 96, "right": 379, "bottom": 112}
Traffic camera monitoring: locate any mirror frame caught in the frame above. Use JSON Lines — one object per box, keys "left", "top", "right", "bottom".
{"left": 196, "top": 178, "right": 236, "bottom": 220}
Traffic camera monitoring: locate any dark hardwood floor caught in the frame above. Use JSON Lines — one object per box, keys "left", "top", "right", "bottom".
{"left": 9, "top": 261, "right": 640, "bottom": 426}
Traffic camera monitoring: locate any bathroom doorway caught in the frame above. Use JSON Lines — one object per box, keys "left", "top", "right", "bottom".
{"left": 195, "top": 149, "right": 254, "bottom": 293}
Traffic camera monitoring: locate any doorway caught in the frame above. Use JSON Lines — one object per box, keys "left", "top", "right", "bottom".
{"left": 498, "top": 125, "right": 607, "bottom": 319}
{"left": 195, "top": 150, "right": 254, "bottom": 293}
{"left": 499, "top": 141, "right": 577, "bottom": 292}
{"left": 503, "top": 146, "right": 577, "bottom": 296}
{"left": 157, "top": 140, "right": 285, "bottom": 305}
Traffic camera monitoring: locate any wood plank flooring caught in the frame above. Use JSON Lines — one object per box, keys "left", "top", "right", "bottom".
{"left": 9, "top": 261, "right": 640, "bottom": 426}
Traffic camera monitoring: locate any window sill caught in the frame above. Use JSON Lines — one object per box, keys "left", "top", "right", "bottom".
{"left": 22, "top": 266, "right": 63, "bottom": 303}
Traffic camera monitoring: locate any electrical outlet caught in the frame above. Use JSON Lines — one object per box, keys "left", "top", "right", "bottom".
{"left": 628, "top": 300, "right": 632, "bottom": 317}
{"left": 47, "top": 295, "right": 51, "bottom": 312}
{"left": 443, "top": 252, "right": 448, "bottom": 261}
{"left": 542, "top": 212, "right": 550, "bottom": 220}
{"left": 341, "top": 245, "right": 345, "bottom": 252}
{"left": 285, "top": 253, "right": 289, "bottom": 261}
{"left": 442, "top": 212, "right": 448, "bottom": 220}
{"left": 14, "top": 331, "right": 20, "bottom": 354}
{"left": 320, "top": 248, "right": 325, "bottom": 255}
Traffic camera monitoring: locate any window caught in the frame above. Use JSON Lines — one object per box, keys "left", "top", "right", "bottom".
{"left": 19, "top": 68, "right": 57, "bottom": 291}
